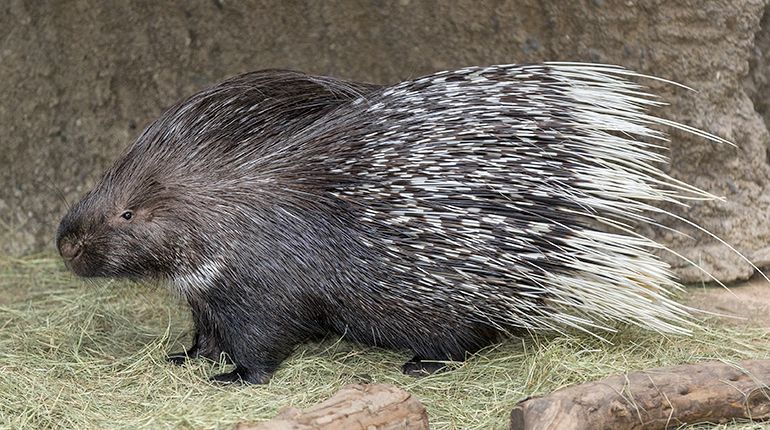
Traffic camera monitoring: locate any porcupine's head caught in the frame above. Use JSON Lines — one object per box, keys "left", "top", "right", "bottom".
{"left": 55, "top": 118, "right": 207, "bottom": 282}
{"left": 56, "top": 70, "right": 378, "bottom": 283}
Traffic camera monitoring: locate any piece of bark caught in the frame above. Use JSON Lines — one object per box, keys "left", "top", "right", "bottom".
{"left": 510, "top": 359, "right": 770, "bottom": 430}
{"left": 236, "top": 383, "right": 429, "bottom": 430}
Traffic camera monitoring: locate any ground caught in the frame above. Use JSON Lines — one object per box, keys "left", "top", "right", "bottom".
{"left": 1, "top": 255, "right": 769, "bottom": 429}
{"left": 689, "top": 276, "right": 770, "bottom": 330}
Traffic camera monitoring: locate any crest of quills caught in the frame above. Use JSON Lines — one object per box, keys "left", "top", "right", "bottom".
{"left": 56, "top": 63, "right": 753, "bottom": 383}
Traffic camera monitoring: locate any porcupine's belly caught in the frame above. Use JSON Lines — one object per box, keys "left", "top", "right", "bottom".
{"left": 324, "top": 281, "right": 504, "bottom": 359}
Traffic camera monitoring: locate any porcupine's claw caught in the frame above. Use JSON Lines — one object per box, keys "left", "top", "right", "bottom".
{"left": 401, "top": 356, "right": 453, "bottom": 376}
{"left": 210, "top": 367, "right": 273, "bottom": 385}
{"left": 166, "top": 350, "right": 195, "bottom": 365}
{"left": 167, "top": 331, "right": 201, "bottom": 365}
{"left": 167, "top": 330, "right": 227, "bottom": 365}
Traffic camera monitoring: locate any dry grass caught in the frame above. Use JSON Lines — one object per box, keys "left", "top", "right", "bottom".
{"left": 1, "top": 255, "right": 770, "bottom": 429}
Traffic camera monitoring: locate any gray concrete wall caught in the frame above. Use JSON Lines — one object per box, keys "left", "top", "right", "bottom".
{"left": 3, "top": 0, "right": 770, "bottom": 282}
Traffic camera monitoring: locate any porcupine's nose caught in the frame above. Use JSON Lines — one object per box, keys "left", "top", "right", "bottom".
{"left": 58, "top": 237, "right": 83, "bottom": 261}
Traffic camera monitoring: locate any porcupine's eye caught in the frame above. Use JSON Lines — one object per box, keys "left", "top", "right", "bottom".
{"left": 120, "top": 210, "right": 134, "bottom": 221}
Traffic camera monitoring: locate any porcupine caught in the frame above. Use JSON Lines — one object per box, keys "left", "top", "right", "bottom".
{"left": 56, "top": 63, "right": 744, "bottom": 384}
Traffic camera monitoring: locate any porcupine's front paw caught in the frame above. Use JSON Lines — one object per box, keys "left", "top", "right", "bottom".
{"left": 167, "top": 332, "right": 204, "bottom": 365}
{"left": 167, "top": 331, "right": 226, "bottom": 365}
{"left": 167, "top": 348, "right": 198, "bottom": 365}
{"left": 401, "top": 355, "right": 452, "bottom": 376}
{"left": 210, "top": 367, "right": 273, "bottom": 385}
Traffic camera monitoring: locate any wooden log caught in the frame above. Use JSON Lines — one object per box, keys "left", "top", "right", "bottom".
{"left": 510, "top": 359, "right": 770, "bottom": 430}
{"left": 236, "top": 383, "right": 429, "bottom": 430}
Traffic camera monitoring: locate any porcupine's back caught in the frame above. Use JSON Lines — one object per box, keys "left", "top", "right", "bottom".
{"left": 118, "top": 69, "right": 381, "bottom": 172}
{"left": 269, "top": 63, "right": 734, "bottom": 339}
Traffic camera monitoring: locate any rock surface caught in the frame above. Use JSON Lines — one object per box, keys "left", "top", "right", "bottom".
{"left": 689, "top": 276, "right": 770, "bottom": 328}
{"left": 2, "top": 0, "right": 770, "bottom": 282}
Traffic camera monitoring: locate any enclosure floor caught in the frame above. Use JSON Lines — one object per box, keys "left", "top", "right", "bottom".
{"left": 688, "top": 275, "right": 770, "bottom": 329}
{"left": 1, "top": 255, "right": 769, "bottom": 430}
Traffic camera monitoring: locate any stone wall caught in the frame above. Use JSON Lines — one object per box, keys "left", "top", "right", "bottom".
{"left": 2, "top": 0, "right": 769, "bottom": 282}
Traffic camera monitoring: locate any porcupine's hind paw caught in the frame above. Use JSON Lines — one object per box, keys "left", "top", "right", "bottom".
{"left": 401, "top": 356, "right": 453, "bottom": 376}
{"left": 210, "top": 367, "right": 273, "bottom": 385}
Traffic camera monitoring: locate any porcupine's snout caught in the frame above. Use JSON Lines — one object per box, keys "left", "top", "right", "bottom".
{"left": 55, "top": 201, "right": 112, "bottom": 278}
{"left": 56, "top": 214, "right": 90, "bottom": 275}
{"left": 57, "top": 235, "right": 83, "bottom": 262}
